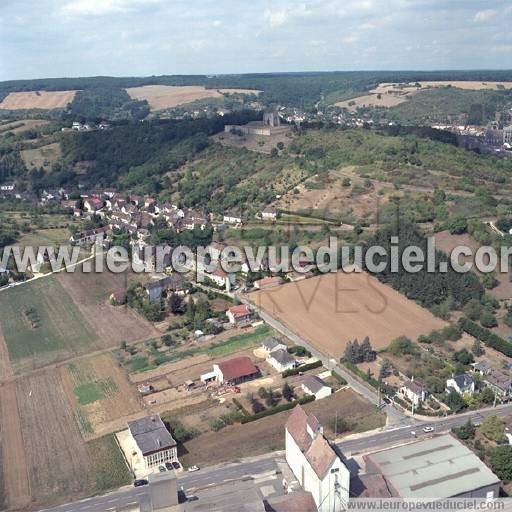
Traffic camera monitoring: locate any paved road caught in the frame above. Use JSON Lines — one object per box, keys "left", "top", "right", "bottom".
{"left": 41, "top": 401, "right": 512, "bottom": 512}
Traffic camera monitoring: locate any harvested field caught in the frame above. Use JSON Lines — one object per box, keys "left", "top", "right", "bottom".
{"left": 417, "top": 81, "right": 512, "bottom": 90}
{"left": 0, "top": 277, "right": 99, "bottom": 373}
{"left": 0, "top": 90, "right": 77, "bottom": 110}
{"left": 250, "top": 272, "right": 446, "bottom": 358}
{"left": 0, "top": 383, "right": 31, "bottom": 510}
{"left": 60, "top": 353, "right": 142, "bottom": 439}
{"left": 336, "top": 92, "right": 411, "bottom": 110}
{"left": 179, "top": 389, "right": 384, "bottom": 467}
{"left": 126, "top": 85, "right": 221, "bottom": 111}
{"left": 21, "top": 142, "right": 61, "bottom": 171}
{"left": 16, "top": 372, "right": 92, "bottom": 506}
{"left": 57, "top": 265, "right": 157, "bottom": 346}
{"left": 126, "top": 85, "right": 260, "bottom": 111}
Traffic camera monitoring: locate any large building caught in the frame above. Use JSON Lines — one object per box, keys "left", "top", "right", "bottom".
{"left": 285, "top": 405, "right": 350, "bottom": 511}
{"left": 128, "top": 415, "right": 178, "bottom": 470}
{"left": 364, "top": 434, "right": 500, "bottom": 499}
{"left": 213, "top": 356, "right": 260, "bottom": 385}
{"left": 224, "top": 109, "right": 291, "bottom": 137}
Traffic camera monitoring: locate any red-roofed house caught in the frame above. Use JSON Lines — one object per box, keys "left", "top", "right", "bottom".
{"left": 285, "top": 405, "right": 349, "bottom": 511}
{"left": 213, "top": 356, "right": 260, "bottom": 385}
{"left": 226, "top": 304, "right": 253, "bottom": 325}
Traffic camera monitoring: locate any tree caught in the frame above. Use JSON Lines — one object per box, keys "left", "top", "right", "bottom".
{"left": 379, "top": 359, "right": 392, "bottom": 380}
{"left": 258, "top": 386, "right": 268, "bottom": 399}
{"left": 480, "top": 415, "right": 506, "bottom": 443}
{"left": 282, "top": 382, "right": 294, "bottom": 402}
{"left": 265, "top": 388, "right": 277, "bottom": 407}
{"left": 480, "top": 309, "right": 498, "bottom": 328}
{"left": 388, "top": 336, "right": 417, "bottom": 356}
{"left": 445, "top": 390, "right": 466, "bottom": 412}
{"left": 491, "top": 446, "right": 512, "bottom": 480}
{"left": 472, "top": 339, "right": 484, "bottom": 357}
{"left": 162, "top": 334, "right": 175, "bottom": 347}
{"left": 425, "top": 376, "right": 445, "bottom": 394}
{"left": 270, "top": 147, "right": 278, "bottom": 158}
{"left": 342, "top": 177, "right": 351, "bottom": 187}
{"left": 360, "top": 336, "right": 376, "bottom": 362}
{"left": 453, "top": 348, "right": 474, "bottom": 366}
{"left": 277, "top": 142, "right": 284, "bottom": 150}
{"left": 169, "top": 293, "right": 185, "bottom": 314}
{"left": 478, "top": 387, "right": 495, "bottom": 405}
{"left": 251, "top": 399, "right": 265, "bottom": 413}
{"left": 452, "top": 420, "right": 475, "bottom": 440}
{"left": 463, "top": 299, "right": 482, "bottom": 321}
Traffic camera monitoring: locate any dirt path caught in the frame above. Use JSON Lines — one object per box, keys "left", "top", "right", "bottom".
{"left": 0, "top": 383, "right": 31, "bottom": 510}
{"left": 0, "top": 326, "right": 13, "bottom": 381}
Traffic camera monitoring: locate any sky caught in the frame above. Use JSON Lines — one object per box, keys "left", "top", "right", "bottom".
{"left": 0, "top": 0, "right": 511, "bottom": 81}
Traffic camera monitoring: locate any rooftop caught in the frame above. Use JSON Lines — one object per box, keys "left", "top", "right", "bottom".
{"left": 268, "top": 348, "right": 295, "bottom": 366}
{"left": 364, "top": 434, "right": 500, "bottom": 499}
{"left": 128, "top": 415, "right": 176, "bottom": 456}
{"left": 302, "top": 375, "right": 328, "bottom": 394}
{"left": 217, "top": 356, "right": 259, "bottom": 382}
{"left": 228, "top": 304, "right": 252, "bottom": 318}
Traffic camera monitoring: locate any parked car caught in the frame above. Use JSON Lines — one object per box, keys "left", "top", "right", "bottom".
{"left": 422, "top": 426, "right": 434, "bottom": 433}
{"left": 158, "top": 465, "right": 167, "bottom": 472}
{"left": 134, "top": 479, "right": 148, "bottom": 487}
{"left": 165, "top": 462, "right": 173, "bottom": 471}
{"left": 188, "top": 465, "right": 200, "bottom": 472}
{"left": 172, "top": 461, "right": 181, "bottom": 470}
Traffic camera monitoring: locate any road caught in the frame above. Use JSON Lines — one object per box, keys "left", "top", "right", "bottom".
{"left": 41, "top": 401, "right": 512, "bottom": 512}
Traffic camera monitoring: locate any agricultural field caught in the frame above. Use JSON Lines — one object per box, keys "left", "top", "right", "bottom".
{"left": 250, "top": 272, "right": 446, "bottom": 359}
{"left": 417, "top": 81, "right": 512, "bottom": 90}
{"left": 21, "top": 142, "right": 62, "bottom": 171}
{"left": 0, "top": 90, "right": 77, "bottom": 110}
{"left": 57, "top": 264, "right": 157, "bottom": 346}
{"left": 179, "top": 388, "right": 385, "bottom": 467}
{"left": 0, "top": 277, "right": 99, "bottom": 372}
{"left": 8, "top": 370, "right": 131, "bottom": 509}
{"left": 0, "top": 119, "right": 49, "bottom": 135}
{"left": 125, "top": 85, "right": 258, "bottom": 111}
{"left": 60, "top": 353, "right": 143, "bottom": 439}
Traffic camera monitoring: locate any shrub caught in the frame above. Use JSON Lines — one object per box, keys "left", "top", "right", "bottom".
{"left": 458, "top": 317, "right": 512, "bottom": 357}
{"left": 241, "top": 395, "right": 315, "bottom": 424}
{"left": 208, "top": 417, "right": 226, "bottom": 432}
{"left": 282, "top": 360, "right": 322, "bottom": 377}
{"left": 331, "top": 371, "right": 347, "bottom": 385}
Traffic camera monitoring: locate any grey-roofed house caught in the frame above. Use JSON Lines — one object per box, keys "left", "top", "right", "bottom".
{"left": 301, "top": 375, "right": 332, "bottom": 400}
{"left": 128, "top": 414, "right": 177, "bottom": 469}
{"left": 485, "top": 370, "right": 512, "bottom": 398}
{"left": 471, "top": 360, "right": 492, "bottom": 376}
{"left": 446, "top": 373, "right": 475, "bottom": 395}
{"left": 262, "top": 337, "right": 287, "bottom": 355}
{"left": 364, "top": 434, "right": 500, "bottom": 499}
{"left": 266, "top": 348, "right": 296, "bottom": 373}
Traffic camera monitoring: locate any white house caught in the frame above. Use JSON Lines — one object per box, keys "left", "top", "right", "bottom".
{"left": 262, "top": 337, "right": 288, "bottom": 355}
{"left": 398, "top": 378, "right": 428, "bottom": 406}
{"left": 301, "top": 375, "right": 332, "bottom": 400}
{"left": 446, "top": 373, "right": 475, "bottom": 395}
{"left": 267, "top": 348, "right": 296, "bottom": 373}
{"left": 285, "top": 405, "right": 350, "bottom": 511}
{"left": 226, "top": 304, "right": 253, "bottom": 325}
{"left": 128, "top": 415, "right": 178, "bottom": 470}
{"left": 261, "top": 207, "right": 278, "bottom": 221}
{"left": 223, "top": 213, "right": 242, "bottom": 224}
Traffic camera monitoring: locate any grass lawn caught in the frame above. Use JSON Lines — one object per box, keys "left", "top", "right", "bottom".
{"left": 129, "top": 325, "right": 272, "bottom": 373}
{"left": 0, "top": 276, "right": 97, "bottom": 362}
{"left": 86, "top": 435, "right": 132, "bottom": 492}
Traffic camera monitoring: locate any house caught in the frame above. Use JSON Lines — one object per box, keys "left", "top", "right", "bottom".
{"left": 223, "top": 213, "right": 243, "bottom": 224}
{"left": 262, "top": 337, "right": 288, "bottom": 355}
{"left": 363, "top": 434, "right": 500, "bottom": 499}
{"left": 485, "top": 370, "right": 512, "bottom": 398}
{"left": 127, "top": 415, "right": 178, "bottom": 470}
{"left": 267, "top": 348, "right": 296, "bottom": 373}
{"left": 398, "top": 378, "right": 428, "bottom": 406}
{"left": 285, "top": 405, "right": 350, "bottom": 511}
{"left": 471, "top": 361, "right": 492, "bottom": 376}
{"left": 0, "top": 183, "right": 15, "bottom": 192}
{"left": 84, "top": 197, "right": 103, "bottom": 212}
{"left": 446, "top": 373, "right": 475, "bottom": 395}
{"left": 264, "top": 491, "right": 317, "bottom": 512}
{"left": 144, "top": 275, "right": 184, "bottom": 302}
{"left": 301, "top": 375, "right": 332, "bottom": 400}
{"left": 70, "top": 226, "right": 110, "bottom": 245}
{"left": 206, "top": 267, "right": 235, "bottom": 291}
{"left": 254, "top": 276, "right": 282, "bottom": 290}
{"left": 261, "top": 207, "right": 278, "bottom": 221}
{"left": 226, "top": 304, "right": 253, "bottom": 325}
{"left": 213, "top": 356, "right": 259, "bottom": 385}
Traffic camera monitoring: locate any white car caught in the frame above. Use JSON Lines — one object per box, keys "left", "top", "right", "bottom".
{"left": 188, "top": 465, "right": 200, "bottom": 472}
{"left": 422, "top": 426, "right": 434, "bottom": 433}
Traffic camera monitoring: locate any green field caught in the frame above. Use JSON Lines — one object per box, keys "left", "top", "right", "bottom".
{"left": 86, "top": 435, "right": 132, "bottom": 491}
{"left": 0, "top": 277, "right": 97, "bottom": 362}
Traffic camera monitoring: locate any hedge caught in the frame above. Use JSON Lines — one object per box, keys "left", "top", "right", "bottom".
{"left": 240, "top": 395, "right": 315, "bottom": 424}
{"left": 342, "top": 360, "right": 395, "bottom": 396}
{"left": 332, "top": 371, "right": 347, "bottom": 386}
{"left": 232, "top": 397, "right": 250, "bottom": 417}
{"left": 282, "top": 360, "right": 323, "bottom": 378}
{"left": 458, "top": 317, "right": 512, "bottom": 357}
